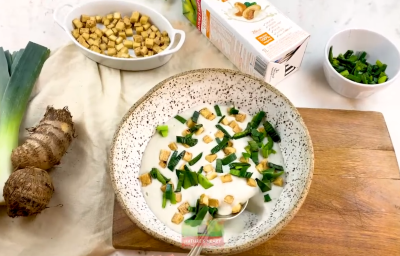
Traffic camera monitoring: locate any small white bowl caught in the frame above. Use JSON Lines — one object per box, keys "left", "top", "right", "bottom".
{"left": 53, "top": 0, "right": 185, "bottom": 71}
{"left": 323, "top": 28, "right": 400, "bottom": 99}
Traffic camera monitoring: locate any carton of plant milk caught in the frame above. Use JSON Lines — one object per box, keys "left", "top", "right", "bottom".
{"left": 182, "top": 0, "right": 310, "bottom": 85}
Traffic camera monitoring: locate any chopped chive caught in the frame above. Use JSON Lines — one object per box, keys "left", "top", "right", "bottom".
{"left": 232, "top": 130, "right": 249, "bottom": 139}
{"left": 150, "top": 168, "right": 170, "bottom": 185}
{"left": 191, "top": 111, "right": 200, "bottom": 123}
{"left": 268, "top": 162, "right": 284, "bottom": 171}
{"left": 208, "top": 207, "right": 218, "bottom": 217}
{"left": 248, "top": 141, "right": 259, "bottom": 152}
{"left": 215, "top": 159, "right": 223, "bottom": 173}
{"left": 216, "top": 124, "right": 231, "bottom": 138}
{"left": 230, "top": 169, "right": 241, "bottom": 177}
{"left": 242, "top": 152, "right": 250, "bottom": 160}
{"left": 189, "top": 152, "right": 203, "bottom": 166}
{"left": 229, "top": 107, "right": 239, "bottom": 115}
{"left": 165, "top": 183, "right": 173, "bottom": 200}
{"left": 174, "top": 115, "right": 186, "bottom": 124}
{"left": 197, "top": 166, "right": 204, "bottom": 174}
{"left": 167, "top": 151, "right": 178, "bottom": 171}
{"left": 175, "top": 172, "right": 185, "bottom": 192}
{"left": 170, "top": 191, "right": 177, "bottom": 204}
{"left": 251, "top": 151, "right": 259, "bottom": 165}
{"left": 229, "top": 162, "right": 251, "bottom": 168}
{"left": 249, "top": 111, "right": 266, "bottom": 129}
{"left": 211, "top": 136, "right": 229, "bottom": 154}
{"left": 176, "top": 136, "right": 198, "bottom": 147}
{"left": 184, "top": 165, "right": 199, "bottom": 186}
{"left": 256, "top": 178, "right": 271, "bottom": 192}
{"left": 244, "top": 145, "right": 251, "bottom": 154}
{"left": 262, "top": 169, "right": 284, "bottom": 181}
{"left": 189, "top": 124, "right": 203, "bottom": 133}
{"left": 221, "top": 153, "right": 237, "bottom": 165}
{"left": 216, "top": 138, "right": 221, "bottom": 144}
{"left": 194, "top": 205, "right": 209, "bottom": 221}
{"left": 156, "top": 125, "right": 168, "bottom": 131}
{"left": 162, "top": 192, "right": 167, "bottom": 208}
{"left": 214, "top": 105, "right": 222, "bottom": 116}
{"left": 244, "top": 172, "right": 253, "bottom": 178}
{"left": 263, "top": 121, "right": 281, "bottom": 143}
{"left": 264, "top": 194, "right": 272, "bottom": 202}
{"left": 218, "top": 115, "right": 226, "bottom": 124}
{"left": 198, "top": 173, "right": 214, "bottom": 189}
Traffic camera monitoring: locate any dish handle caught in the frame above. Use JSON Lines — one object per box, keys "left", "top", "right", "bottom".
{"left": 158, "top": 29, "right": 186, "bottom": 56}
{"left": 53, "top": 3, "right": 74, "bottom": 31}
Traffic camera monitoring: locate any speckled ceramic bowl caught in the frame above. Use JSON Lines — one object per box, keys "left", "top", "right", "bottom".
{"left": 109, "top": 69, "right": 314, "bottom": 254}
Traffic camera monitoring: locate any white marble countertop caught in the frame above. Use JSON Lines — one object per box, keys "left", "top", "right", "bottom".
{"left": 1, "top": 0, "right": 399, "bottom": 256}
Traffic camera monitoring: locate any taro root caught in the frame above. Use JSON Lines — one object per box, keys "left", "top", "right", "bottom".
{"left": 11, "top": 106, "right": 75, "bottom": 170}
{"left": 3, "top": 167, "right": 54, "bottom": 217}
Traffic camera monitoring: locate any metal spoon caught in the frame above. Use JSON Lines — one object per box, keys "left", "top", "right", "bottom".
{"left": 187, "top": 200, "right": 249, "bottom": 256}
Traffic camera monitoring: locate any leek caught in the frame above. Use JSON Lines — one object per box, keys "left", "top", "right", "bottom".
{"left": 0, "top": 42, "right": 50, "bottom": 204}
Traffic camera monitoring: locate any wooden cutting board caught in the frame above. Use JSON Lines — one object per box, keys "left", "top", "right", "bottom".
{"left": 112, "top": 108, "right": 400, "bottom": 255}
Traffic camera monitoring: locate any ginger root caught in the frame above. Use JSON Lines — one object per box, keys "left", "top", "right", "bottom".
{"left": 11, "top": 106, "right": 75, "bottom": 170}
{"left": 3, "top": 167, "right": 54, "bottom": 218}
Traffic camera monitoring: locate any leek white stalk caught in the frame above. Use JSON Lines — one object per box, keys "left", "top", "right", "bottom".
{"left": 0, "top": 42, "right": 50, "bottom": 204}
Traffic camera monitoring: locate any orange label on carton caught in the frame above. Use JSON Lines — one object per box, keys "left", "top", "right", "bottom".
{"left": 256, "top": 32, "right": 274, "bottom": 46}
{"left": 206, "top": 10, "right": 211, "bottom": 38}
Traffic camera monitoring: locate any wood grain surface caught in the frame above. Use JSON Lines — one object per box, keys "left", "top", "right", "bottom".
{"left": 112, "top": 108, "right": 400, "bottom": 255}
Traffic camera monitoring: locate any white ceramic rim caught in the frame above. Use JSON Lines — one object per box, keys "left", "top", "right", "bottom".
{"left": 53, "top": 0, "right": 185, "bottom": 61}
{"left": 324, "top": 28, "right": 400, "bottom": 88}
{"left": 108, "top": 68, "right": 315, "bottom": 254}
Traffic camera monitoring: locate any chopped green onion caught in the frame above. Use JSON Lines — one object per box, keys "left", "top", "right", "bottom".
{"left": 268, "top": 162, "right": 284, "bottom": 171}
{"left": 150, "top": 168, "right": 170, "bottom": 185}
{"left": 249, "top": 111, "right": 266, "bottom": 129}
{"left": 167, "top": 150, "right": 185, "bottom": 171}
{"left": 174, "top": 115, "right": 186, "bottom": 124}
{"left": 188, "top": 206, "right": 197, "bottom": 212}
{"left": 156, "top": 125, "right": 168, "bottom": 131}
{"left": 160, "top": 130, "right": 168, "bottom": 137}
{"left": 215, "top": 124, "right": 231, "bottom": 138}
{"left": 198, "top": 173, "right": 214, "bottom": 189}
{"left": 244, "top": 145, "right": 251, "bottom": 154}
{"left": 328, "top": 46, "right": 334, "bottom": 63}
{"left": 262, "top": 169, "right": 284, "bottom": 181}
{"left": 162, "top": 192, "right": 167, "bottom": 208}
{"left": 221, "top": 153, "right": 237, "bottom": 165}
{"left": 189, "top": 152, "right": 203, "bottom": 166}
{"left": 211, "top": 136, "right": 229, "bottom": 154}
{"left": 191, "top": 111, "right": 200, "bottom": 123}
{"left": 242, "top": 152, "right": 250, "bottom": 160}
{"left": 251, "top": 129, "right": 263, "bottom": 142}
{"left": 189, "top": 124, "right": 203, "bottom": 133}
{"left": 215, "top": 137, "right": 221, "bottom": 144}
{"left": 256, "top": 178, "right": 271, "bottom": 192}
{"left": 230, "top": 169, "right": 241, "bottom": 177}
{"left": 229, "top": 162, "right": 251, "bottom": 169}
{"left": 263, "top": 121, "right": 281, "bottom": 143}
{"left": 248, "top": 141, "right": 259, "bottom": 152}
{"left": 170, "top": 191, "right": 177, "bottom": 204}
{"left": 184, "top": 165, "right": 199, "bottom": 186}
{"left": 176, "top": 135, "right": 198, "bottom": 147}
{"left": 197, "top": 166, "right": 204, "bottom": 174}
{"left": 214, "top": 105, "right": 222, "bottom": 116}
{"left": 208, "top": 207, "right": 218, "bottom": 217}
{"left": 194, "top": 205, "right": 209, "bottom": 221}
{"left": 216, "top": 159, "right": 223, "bottom": 173}
{"left": 251, "top": 152, "right": 259, "bottom": 165}
{"left": 165, "top": 184, "right": 173, "bottom": 199}
{"left": 264, "top": 194, "right": 272, "bottom": 202}
{"left": 175, "top": 172, "right": 185, "bottom": 192}
{"left": 217, "top": 115, "right": 226, "bottom": 124}
{"left": 229, "top": 107, "right": 239, "bottom": 115}
{"left": 232, "top": 130, "right": 250, "bottom": 139}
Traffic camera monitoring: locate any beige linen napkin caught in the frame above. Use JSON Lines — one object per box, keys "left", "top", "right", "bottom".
{"left": 0, "top": 21, "right": 235, "bottom": 256}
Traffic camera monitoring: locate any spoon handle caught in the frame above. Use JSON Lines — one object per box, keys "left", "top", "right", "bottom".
{"left": 187, "top": 225, "right": 209, "bottom": 256}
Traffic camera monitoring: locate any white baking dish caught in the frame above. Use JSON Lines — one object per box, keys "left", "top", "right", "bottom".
{"left": 53, "top": 0, "right": 185, "bottom": 71}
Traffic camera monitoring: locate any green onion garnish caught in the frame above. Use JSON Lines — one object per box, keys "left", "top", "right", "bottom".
{"left": 221, "top": 153, "right": 237, "bottom": 165}
{"left": 167, "top": 150, "right": 185, "bottom": 171}
{"left": 242, "top": 152, "right": 250, "bottom": 160}
{"left": 256, "top": 178, "right": 271, "bottom": 192}
{"left": 197, "top": 166, "right": 204, "bottom": 174}
{"left": 216, "top": 124, "right": 231, "bottom": 138}
{"left": 175, "top": 172, "right": 185, "bottom": 192}
{"left": 215, "top": 159, "right": 223, "bottom": 173}
{"left": 264, "top": 194, "right": 272, "bottom": 202}
{"left": 249, "top": 111, "right": 266, "bottom": 128}
{"left": 262, "top": 169, "right": 284, "bottom": 181}
{"left": 217, "top": 115, "right": 226, "bottom": 124}
{"left": 198, "top": 173, "right": 214, "bottom": 189}
{"left": 189, "top": 152, "right": 203, "bottom": 166}
{"left": 208, "top": 207, "right": 218, "bottom": 217}
{"left": 191, "top": 111, "right": 200, "bottom": 123}
{"left": 248, "top": 141, "right": 259, "bottom": 152}
{"left": 176, "top": 135, "right": 198, "bottom": 147}
{"left": 232, "top": 130, "right": 250, "bottom": 140}
{"left": 162, "top": 191, "right": 167, "bottom": 208}
{"left": 214, "top": 105, "right": 222, "bottom": 116}
{"left": 156, "top": 125, "right": 168, "bottom": 132}
{"left": 268, "top": 162, "right": 284, "bottom": 171}
{"left": 251, "top": 151, "right": 259, "bottom": 165}
{"left": 170, "top": 191, "right": 177, "bottom": 204}
{"left": 174, "top": 115, "right": 186, "bottom": 124}
{"left": 188, "top": 206, "right": 197, "bottom": 212}
{"left": 150, "top": 168, "right": 170, "bottom": 185}
{"left": 263, "top": 121, "right": 281, "bottom": 143}
{"left": 194, "top": 205, "right": 209, "bottom": 221}
{"left": 211, "top": 136, "right": 229, "bottom": 154}
{"left": 184, "top": 165, "right": 199, "bottom": 186}
{"left": 229, "top": 107, "right": 239, "bottom": 115}
{"left": 189, "top": 124, "right": 203, "bottom": 133}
